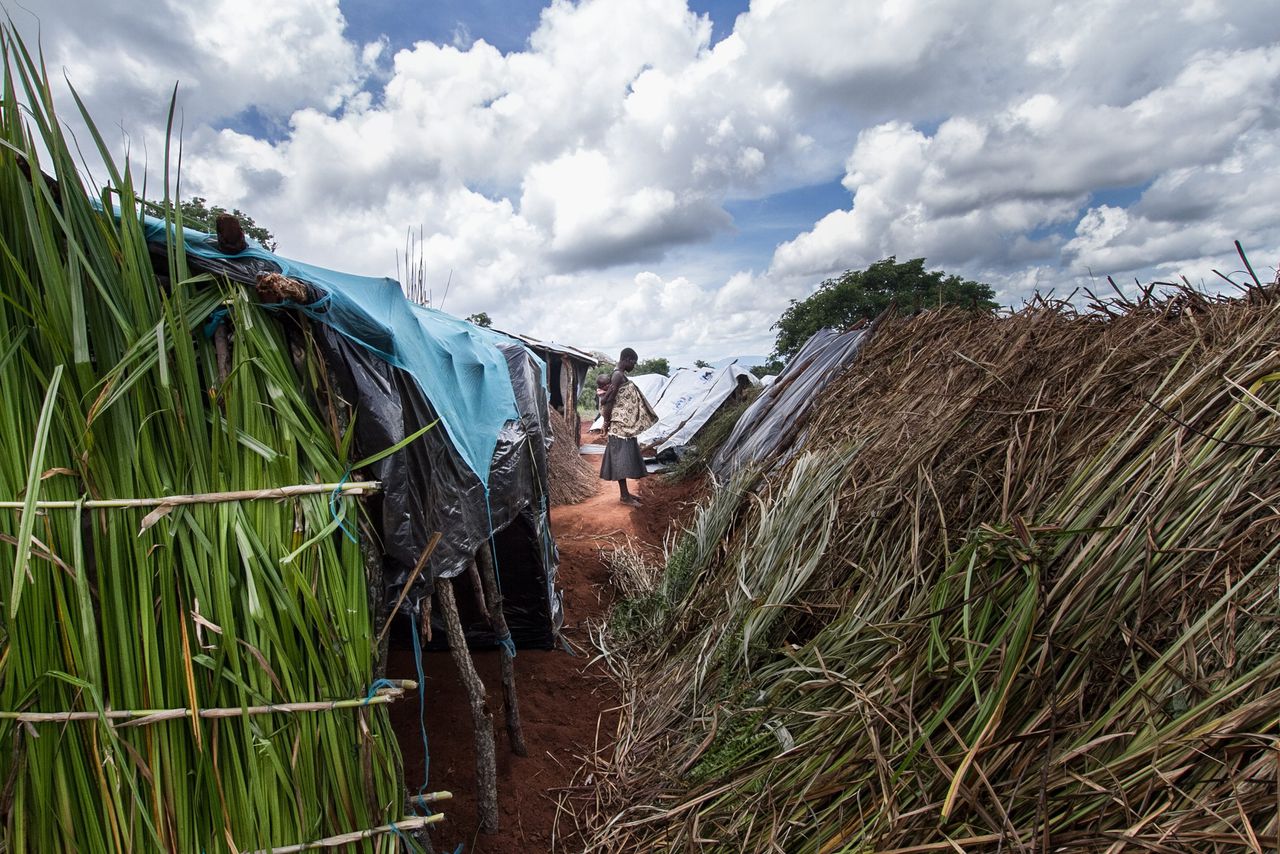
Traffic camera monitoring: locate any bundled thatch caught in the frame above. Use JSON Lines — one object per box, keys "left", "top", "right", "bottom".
{"left": 569, "top": 286, "right": 1280, "bottom": 851}
{"left": 548, "top": 408, "right": 600, "bottom": 506}
{"left": 0, "top": 27, "right": 422, "bottom": 852}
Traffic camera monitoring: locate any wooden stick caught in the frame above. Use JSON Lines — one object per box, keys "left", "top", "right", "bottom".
{"left": 0, "top": 481, "right": 379, "bottom": 510}
{"left": 436, "top": 577, "right": 499, "bottom": 834}
{"left": 467, "top": 558, "right": 489, "bottom": 616}
{"left": 478, "top": 542, "right": 528, "bottom": 756}
{"left": 375, "top": 531, "right": 443, "bottom": 648}
{"left": 250, "top": 813, "right": 445, "bottom": 853}
{"left": 0, "top": 680, "right": 416, "bottom": 725}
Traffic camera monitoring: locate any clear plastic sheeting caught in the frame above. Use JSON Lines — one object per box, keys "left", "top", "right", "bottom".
{"left": 638, "top": 365, "right": 760, "bottom": 455}
{"left": 711, "top": 327, "right": 874, "bottom": 482}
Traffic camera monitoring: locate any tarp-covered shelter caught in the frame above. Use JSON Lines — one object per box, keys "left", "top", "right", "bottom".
{"left": 628, "top": 373, "right": 671, "bottom": 407}
{"left": 712, "top": 327, "right": 873, "bottom": 481}
{"left": 141, "top": 220, "right": 561, "bottom": 648}
{"left": 497, "top": 331, "right": 596, "bottom": 439}
{"left": 637, "top": 364, "right": 760, "bottom": 455}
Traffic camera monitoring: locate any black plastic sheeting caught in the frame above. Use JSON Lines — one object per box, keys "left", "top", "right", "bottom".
{"left": 711, "top": 326, "right": 875, "bottom": 482}
{"left": 167, "top": 249, "right": 562, "bottom": 649}
{"left": 313, "top": 328, "right": 560, "bottom": 649}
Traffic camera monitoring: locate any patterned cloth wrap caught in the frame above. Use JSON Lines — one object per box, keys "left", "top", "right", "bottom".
{"left": 607, "top": 376, "right": 658, "bottom": 439}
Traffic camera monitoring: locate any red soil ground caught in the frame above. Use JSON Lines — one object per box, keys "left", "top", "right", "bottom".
{"left": 387, "top": 425, "right": 705, "bottom": 853}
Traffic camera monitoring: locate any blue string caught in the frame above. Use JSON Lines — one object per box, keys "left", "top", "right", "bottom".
{"left": 482, "top": 488, "right": 516, "bottom": 659}
{"left": 362, "top": 677, "right": 398, "bottom": 704}
{"left": 494, "top": 631, "right": 516, "bottom": 659}
{"left": 409, "top": 601, "right": 432, "bottom": 799}
{"left": 201, "top": 307, "right": 229, "bottom": 339}
{"left": 389, "top": 823, "right": 414, "bottom": 851}
{"left": 329, "top": 467, "right": 358, "bottom": 543}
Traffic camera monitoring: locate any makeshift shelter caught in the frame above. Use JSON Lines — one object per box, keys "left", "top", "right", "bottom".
{"left": 627, "top": 372, "right": 672, "bottom": 407}
{"left": 2, "top": 21, "right": 584, "bottom": 850}
{"left": 142, "top": 221, "right": 563, "bottom": 650}
{"left": 498, "top": 330, "right": 596, "bottom": 440}
{"left": 712, "top": 326, "right": 873, "bottom": 480}
{"left": 589, "top": 367, "right": 760, "bottom": 458}
{"left": 576, "top": 295, "right": 1280, "bottom": 852}
{"left": 637, "top": 364, "right": 760, "bottom": 456}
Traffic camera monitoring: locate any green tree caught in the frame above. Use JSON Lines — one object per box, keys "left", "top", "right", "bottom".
{"left": 634, "top": 357, "right": 670, "bottom": 376}
{"left": 465, "top": 312, "right": 492, "bottom": 327}
{"left": 694, "top": 359, "right": 712, "bottom": 368}
{"left": 772, "top": 257, "right": 997, "bottom": 359}
{"left": 747, "top": 357, "right": 784, "bottom": 377}
{"left": 179, "top": 196, "right": 277, "bottom": 251}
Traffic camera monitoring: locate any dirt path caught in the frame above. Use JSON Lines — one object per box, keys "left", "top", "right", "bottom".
{"left": 387, "top": 429, "right": 704, "bottom": 853}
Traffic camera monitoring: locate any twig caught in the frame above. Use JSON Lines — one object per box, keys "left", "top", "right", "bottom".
{"left": 478, "top": 542, "right": 528, "bottom": 756}
{"left": 375, "top": 532, "right": 442, "bottom": 647}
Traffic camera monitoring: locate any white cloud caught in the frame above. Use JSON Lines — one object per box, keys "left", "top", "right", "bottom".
{"left": 772, "top": 43, "right": 1280, "bottom": 289}
{"left": 16, "top": 0, "right": 1280, "bottom": 363}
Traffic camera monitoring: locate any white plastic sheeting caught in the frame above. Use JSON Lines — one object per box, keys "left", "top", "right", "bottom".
{"left": 638, "top": 364, "right": 760, "bottom": 454}
{"left": 629, "top": 373, "right": 671, "bottom": 405}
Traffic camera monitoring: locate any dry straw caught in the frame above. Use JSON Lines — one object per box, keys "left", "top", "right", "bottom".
{"left": 569, "top": 282, "right": 1280, "bottom": 852}
{"left": 548, "top": 408, "right": 601, "bottom": 506}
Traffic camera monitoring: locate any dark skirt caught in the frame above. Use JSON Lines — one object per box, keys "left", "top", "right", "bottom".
{"left": 600, "top": 436, "right": 647, "bottom": 481}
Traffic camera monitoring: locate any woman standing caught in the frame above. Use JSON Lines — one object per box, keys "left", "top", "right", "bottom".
{"left": 599, "top": 348, "right": 658, "bottom": 506}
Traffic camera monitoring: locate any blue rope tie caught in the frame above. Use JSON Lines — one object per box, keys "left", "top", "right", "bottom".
{"left": 494, "top": 631, "right": 517, "bottom": 659}
{"left": 362, "top": 677, "right": 398, "bottom": 704}
{"left": 201, "top": 306, "right": 229, "bottom": 339}
{"left": 409, "top": 601, "right": 432, "bottom": 800}
{"left": 389, "top": 822, "right": 415, "bottom": 851}
{"left": 329, "top": 467, "right": 359, "bottom": 544}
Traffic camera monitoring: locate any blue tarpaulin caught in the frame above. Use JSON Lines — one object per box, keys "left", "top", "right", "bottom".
{"left": 141, "top": 218, "right": 526, "bottom": 485}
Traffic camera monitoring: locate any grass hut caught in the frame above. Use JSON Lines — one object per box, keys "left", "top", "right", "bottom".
{"left": 576, "top": 290, "right": 1280, "bottom": 851}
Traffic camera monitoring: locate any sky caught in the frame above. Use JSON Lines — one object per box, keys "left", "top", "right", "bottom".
{"left": 11, "top": 0, "right": 1280, "bottom": 364}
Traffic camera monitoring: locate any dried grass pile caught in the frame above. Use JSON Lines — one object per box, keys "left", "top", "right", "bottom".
{"left": 568, "top": 286, "right": 1280, "bottom": 852}
{"left": 548, "top": 408, "right": 600, "bottom": 506}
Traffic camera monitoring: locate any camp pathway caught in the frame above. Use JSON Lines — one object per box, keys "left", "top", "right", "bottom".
{"left": 387, "top": 428, "right": 703, "bottom": 853}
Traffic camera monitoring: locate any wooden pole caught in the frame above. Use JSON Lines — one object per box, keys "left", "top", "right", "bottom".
{"left": 435, "top": 577, "right": 499, "bottom": 834}
{"left": 251, "top": 812, "right": 446, "bottom": 853}
{"left": 0, "top": 481, "right": 378, "bottom": 510}
{"left": 0, "top": 681, "right": 416, "bottom": 725}
{"left": 477, "top": 542, "right": 528, "bottom": 756}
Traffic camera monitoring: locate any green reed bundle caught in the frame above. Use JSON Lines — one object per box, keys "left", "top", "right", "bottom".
{"left": 0, "top": 26, "right": 416, "bottom": 852}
